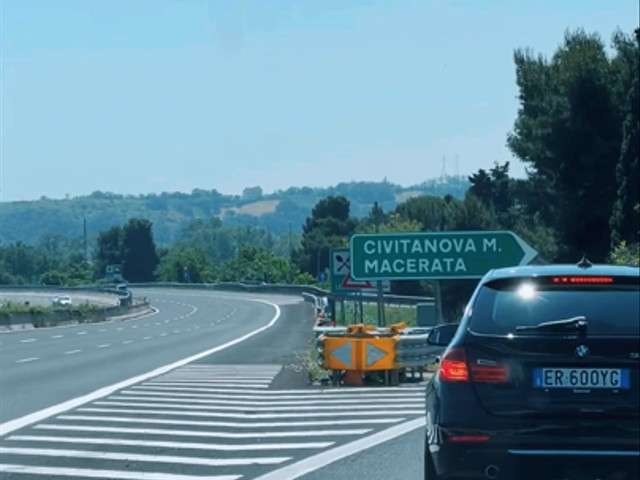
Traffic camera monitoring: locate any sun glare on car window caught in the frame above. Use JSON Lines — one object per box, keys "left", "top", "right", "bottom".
{"left": 516, "top": 283, "right": 537, "bottom": 301}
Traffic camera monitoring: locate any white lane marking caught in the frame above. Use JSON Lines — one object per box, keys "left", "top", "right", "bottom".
{"left": 0, "top": 299, "right": 280, "bottom": 437}
{"left": 63, "top": 350, "right": 81, "bottom": 355}
{"left": 253, "top": 417, "right": 427, "bottom": 480}
{"left": 98, "top": 329, "right": 107, "bottom": 332}
{"left": 148, "top": 379, "right": 273, "bottom": 385}
{"left": 8, "top": 436, "right": 322, "bottom": 454}
{"left": 0, "top": 446, "right": 290, "bottom": 466}
{"left": 0, "top": 465, "right": 240, "bottom": 480}
{"left": 172, "top": 329, "right": 181, "bottom": 333}
{"left": 156, "top": 373, "right": 279, "bottom": 378}
{"left": 112, "top": 394, "right": 422, "bottom": 407}
{"left": 15, "top": 357, "right": 39, "bottom": 364}
{"left": 32, "top": 424, "right": 368, "bottom": 438}
{"left": 20, "top": 338, "right": 36, "bottom": 343}
{"left": 133, "top": 385, "right": 424, "bottom": 395}
{"left": 57, "top": 415, "right": 403, "bottom": 428}
{"left": 77, "top": 331, "right": 87, "bottom": 336}
{"left": 142, "top": 336, "right": 152, "bottom": 340}
{"left": 122, "top": 340, "right": 133, "bottom": 345}
{"left": 51, "top": 335, "right": 63, "bottom": 339}
{"left": 143, "top": 324, "right": 150, "bottom": 327}
{"left": 78, "top": 407, "right": 425, "bottom": 419}
{"left": 159, "top": 332, "right": 168, "bottom": 336}
{"left": 116, "top": 327, "right": 123, "bottom": 331}
{"left": 95, "top": 400, "right": 423, "bottom": 412}
{"left": 176, "top": 369, "right": 282, "bottom": 373}
{"left": 131, "top": 325, "right": 138, "bottom": 329}
{"left": 123, "top": 389, "right": 423, "bottom": 401}
{"left": 154, "top": 322, "right": 160, "bottom": 326}
{"left": 97, "top": 344, "right": 110, "bottom": 349}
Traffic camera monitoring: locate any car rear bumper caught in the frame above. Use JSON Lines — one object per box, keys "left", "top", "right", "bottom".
{"left": 430, "top": 443, "right": 640, "bottom": 479}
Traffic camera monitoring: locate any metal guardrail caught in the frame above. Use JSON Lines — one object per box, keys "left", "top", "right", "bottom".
{"left": 126, "top": 282, "right": 330, "bottom": 297}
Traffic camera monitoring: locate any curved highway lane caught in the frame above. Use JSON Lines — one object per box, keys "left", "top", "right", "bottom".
{"left": 0, "top": 289, "right": 302, "bottom": 423}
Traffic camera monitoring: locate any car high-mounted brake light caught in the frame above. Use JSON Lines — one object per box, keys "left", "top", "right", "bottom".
{"left": 552, "top": 276, "right": 614, "bottom": 284}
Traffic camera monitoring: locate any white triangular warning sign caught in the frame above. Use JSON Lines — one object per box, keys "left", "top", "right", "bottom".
{"left": 341, "top": 273, "right": 372, "bottom": 289}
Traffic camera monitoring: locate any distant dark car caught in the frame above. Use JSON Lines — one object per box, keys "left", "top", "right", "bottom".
{"left": 424, "top": 263, "right": 639, "bottom": 480}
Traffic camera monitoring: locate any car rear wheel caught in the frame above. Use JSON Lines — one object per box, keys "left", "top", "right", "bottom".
{"left": 424, "top": 449, "right": 439, "bottom": 480}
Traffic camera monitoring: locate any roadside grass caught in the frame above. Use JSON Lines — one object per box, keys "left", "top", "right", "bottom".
{"left": 0, "top": 300, "right": 108, "bottom": 327}
{"left": 304, "top": 337, "right": 332, "bottom": 384}
{"left": 334, "top": 301, "right": 417, "bottom": 327}
{"left": 0, "top": 300, "right": 102, "bottom": 315}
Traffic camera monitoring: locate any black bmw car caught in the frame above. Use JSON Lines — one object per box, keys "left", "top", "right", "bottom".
{"left": 424, "top": 263, "right": 639, "bottom": 480}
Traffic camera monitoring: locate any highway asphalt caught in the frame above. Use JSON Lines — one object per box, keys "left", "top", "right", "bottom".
{"left": 0, "top": 288, "right": 428, "bottom": 480}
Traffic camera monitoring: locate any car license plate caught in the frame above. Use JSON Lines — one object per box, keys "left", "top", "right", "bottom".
{"left": 533, "top": 368, "right": 630, "bottom": 389}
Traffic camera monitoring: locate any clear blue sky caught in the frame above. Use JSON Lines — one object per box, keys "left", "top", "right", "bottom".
{"left": 1, "top": 0, "right": 638, "bottom": 201}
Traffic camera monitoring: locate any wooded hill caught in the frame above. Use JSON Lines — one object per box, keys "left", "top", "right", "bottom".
{"left": 0, "top": 176, "right": 469, "bottom": 245}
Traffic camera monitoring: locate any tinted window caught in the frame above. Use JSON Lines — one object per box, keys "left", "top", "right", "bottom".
{"left": 470, "top": 276, "right": 640, "bottom": 336}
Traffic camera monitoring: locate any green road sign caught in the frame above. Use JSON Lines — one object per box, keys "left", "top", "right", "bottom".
{"left": 330, "top": 248, "right": 391, "bottom": 294}
{"left": 350, "top": 231, "right": 538, "bottom": 281}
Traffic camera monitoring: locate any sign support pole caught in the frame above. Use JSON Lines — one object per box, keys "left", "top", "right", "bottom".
{"left": 434, "top": 280, "right": 444, "bottom": 324}
{"left": 376, "top": 281, "right": 385, "bottom": 328}
{"left": 358, "top": 291, "right": 364, "bottom": 324}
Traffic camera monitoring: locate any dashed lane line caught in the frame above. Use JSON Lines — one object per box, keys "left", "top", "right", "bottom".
{"left": 14, "top": 357, "right": 39, "bottom": 364}
{"left": 20, "top": 338, "right": 36, "bottom": 343}
{"left": 97, "top": 344, "right": 110, "bottom": 349}
{"left": 64, "top": 350, "right": 82, "bottom": 355}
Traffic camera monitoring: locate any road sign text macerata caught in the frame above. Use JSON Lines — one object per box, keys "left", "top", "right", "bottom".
{"left": 362, "top": 237, "right": 498, "bottom": 275}
{"left": 350, "top": 231, "right": 537, "bottom": 280}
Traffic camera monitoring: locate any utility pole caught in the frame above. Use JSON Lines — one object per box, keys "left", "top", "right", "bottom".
{"left": 83, "top": 218, "right": 88, "bottom": 264}
{"left": 373, "top": 201, "right": 386, "bottom": 328}
{"left": 288, "top": 222, "right": 293, "bottom": 283}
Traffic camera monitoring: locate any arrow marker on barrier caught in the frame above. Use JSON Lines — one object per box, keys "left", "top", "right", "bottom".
{"left": 366, "top": 343, "right": 387, "bottom": 367}
{"left": 330, "top": 342, "right": 352, "bottom": 368}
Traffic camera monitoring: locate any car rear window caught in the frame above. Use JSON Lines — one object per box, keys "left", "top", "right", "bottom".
{"left": 470, "top": 276, "right": 640, "bottom": 336}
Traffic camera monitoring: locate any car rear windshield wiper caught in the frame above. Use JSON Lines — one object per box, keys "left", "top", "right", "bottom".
{"left": 515, "top": 316, "right": 587, "bottom": 333}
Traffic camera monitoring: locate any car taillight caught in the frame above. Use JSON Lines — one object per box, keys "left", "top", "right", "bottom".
{"left": 470, "top": 364, "right": 510, "bottom": 383}
{"left": 439, "top": 348, "right": 469, "bottom": 382}
{"left": 440, "top": 348, "right": 509, "bottom": 383}
{"left": 447, "top": 435, "right": 490, "bottom": 442}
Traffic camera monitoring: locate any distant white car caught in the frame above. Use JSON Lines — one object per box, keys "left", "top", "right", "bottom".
{"left": 52, "top": 295, "right": 72, "bottom": 306}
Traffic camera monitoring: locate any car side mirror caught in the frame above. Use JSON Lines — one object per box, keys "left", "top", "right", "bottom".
{"left": 427, "top": 323, "right": 459, "bottom": 347}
